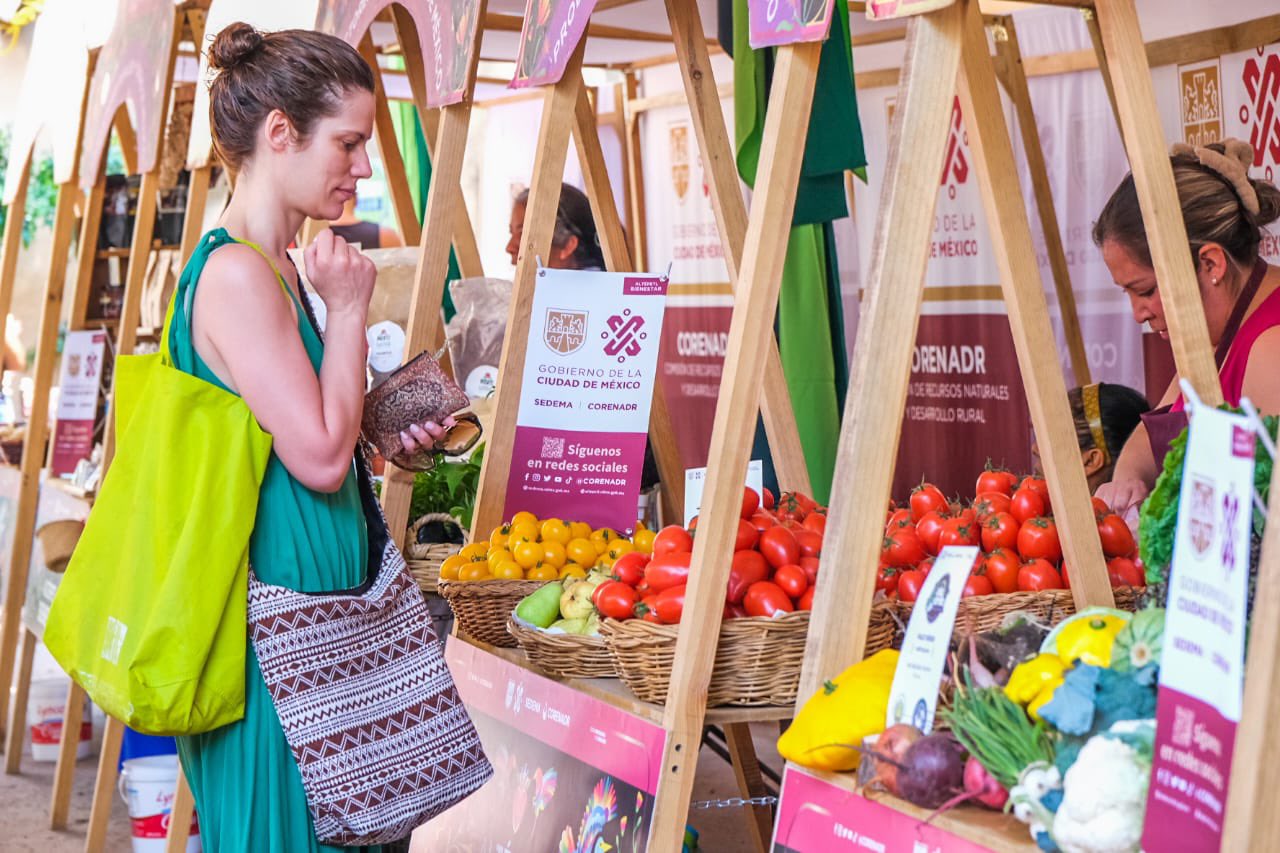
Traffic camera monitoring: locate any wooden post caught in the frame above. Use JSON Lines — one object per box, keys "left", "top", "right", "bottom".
{"left": 957, "top": 0, "right": 1111, "bottom": 608}
{"left": 4, "top": 629, "right": 35, "bottom": 765}
{"left": 650, "top": 39, "right": 823, "bottom": 846}
{"left": 163, "top": 772, "right": 196, "bottom": 853}
{"left": 797, "top": 5, "right": 966, "bottom": 701}
{"left": 0, "top": 157, "right": 32, "bottom": 332}
{"left": 68, "top": 177, "right": 106, "bottom": 329}
{"left": 621, "top": 71, "right": 648, "bottom": 271}
{"left": 992, "top": 15, "right": 1091, "bottom": 386}
{"left": 0, "top": 178, "right": 81, "bottom": 761}
{"left": 360, "top": 35, "right": 423, "bottom": 247}
{"left": 611, "top": 81, "right": 634, "bottom": 239}
{"left": 664, "top": 0, "right": 812, "bottom": 495}
{"left": 84, "top": 716, "right": 124, "bottom": 852}
{"left": 1094, "top": 0, "right": 1220, "bottom": 404}
{"left": 378, "top": 1, "right": 488, "bottom": 548}
{"left": 723, "top": 722, "right": 775, "bottom": 852}
{"left": 469, "top": 41, "right": 588, "bottom": 539}
{"left": 47, "top": 680, "right": 86, "bottom": 823}
{"left": 569, "top": 82, "right": 685, "bottom": 524}
{"left": 1081, "top": 7, "right": 1126, "bottom": 147}
{"left": 178, "top": 165, "right": 212, "bottom": 265}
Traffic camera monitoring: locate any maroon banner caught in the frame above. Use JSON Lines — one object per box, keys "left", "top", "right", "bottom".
{"left": 893, "top": 314, "right": 1031, "bottom": 501}
{"left": 656, "top": 304, "right": 731, "bottom": 470}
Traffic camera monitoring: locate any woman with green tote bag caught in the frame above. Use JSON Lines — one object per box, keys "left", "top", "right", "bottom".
{"left": 161, "top": 26, "right": 454, "bottom": 851}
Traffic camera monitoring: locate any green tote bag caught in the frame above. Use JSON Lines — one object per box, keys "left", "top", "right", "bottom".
{"left": 44, "top": 232, "right": 273, "bottom": 735}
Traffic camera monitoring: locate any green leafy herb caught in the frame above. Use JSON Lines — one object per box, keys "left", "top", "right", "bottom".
{"left": 941, "top": 672, "right": 1056, "bottom": 789}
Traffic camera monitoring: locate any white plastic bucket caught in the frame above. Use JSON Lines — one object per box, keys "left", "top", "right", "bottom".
{"left": 118, "top": 755, "right": 202, "bottom": 853}
{"left": 28, "top": 678, "right": 91, "bottom": 762}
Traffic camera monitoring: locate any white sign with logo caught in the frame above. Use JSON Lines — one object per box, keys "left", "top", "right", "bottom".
{"left": 683, "top": 460, "right": 764, "bottom": 526}
{"left": 366, "top": 320, "right": 406, "bottom": 374}
{"left": 505, "top": 268, "right": 669, "bottom": 531}
{"left": 50, "top": 330, "right": 105, "bottom": 476}
{"left": 886, "top": 545, "right": 978, "bottom": 733}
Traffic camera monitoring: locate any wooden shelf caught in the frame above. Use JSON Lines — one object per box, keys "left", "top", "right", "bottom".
{"left": 43, "top": 475, "right": 95, "bottom": 505}
{"left": 477, "top": 643, "right": 793, "bottom": 726}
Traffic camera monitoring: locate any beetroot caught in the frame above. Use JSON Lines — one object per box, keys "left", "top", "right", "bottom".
{"left": 869, "top": 724, "right": 923, "bottom": 796}
{"left": 894, "top": 733, "right": 967, "bottom": 809}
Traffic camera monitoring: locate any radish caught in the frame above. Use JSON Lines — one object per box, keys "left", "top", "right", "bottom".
{"left": 923, "top": 756, "right": 1010, "bottom": 822}
{"left": 892, "top": 733, "right": 967, "bottom": 809}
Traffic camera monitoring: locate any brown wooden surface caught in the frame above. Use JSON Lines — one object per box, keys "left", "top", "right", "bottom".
{"left": 84, "top": 716, "right": 124, "bottom": 852}
{"left": 1082, "top": 8, "right": 1124, "bottom": 142}
{"left": 1093, "top": 0, "right": 1221, "bottom": 403}
{"left": 0, "top": 158, "right": 32, "bottom": 334}
{"left": 113, "top": 106, "right": 139, "bottom": 178}
{"left": 993, "top": 15, "right": 1091, "bottom": 386}
{"left": 3, "top": 629, "right": 35, "bottom": 770}
{"left": 665, "top": 0, "right": 813, "bottom": 496}
{"left": 361, "top": 35, "right": 423, "bottom": 247}
{"left": 164, "top": 770, "right": 196, "bottom": 852}
{"left": 379, "top": 1, "right": 489, "bottom": 548}
{"left": 959, "top": 0, "right": 1112, "bottom": 607}
{"left": 178, "top": 165, "right": 212, "bottom": 265}
{"left": 68, "top": 178, "right": 105, "bottom": 329}
{"left": 621, "top": 71, "right": 648, "bottom": 270}
{"left": 797, "top": 6, "right": 966, "bottom": 703}
{"left": 570, "top": 83, "right": 685, "bottom": 524}
{"left": 723, "top": 722, "right": 774, "bottom": 853}
{"left": 470, "top": 43, "right": 588, "bottom": 539}
{"left": 651, "top": 40, "right": 823, "bottom": 847}
{"left": 47, "top": 679, "right": 86, "bottom": 825}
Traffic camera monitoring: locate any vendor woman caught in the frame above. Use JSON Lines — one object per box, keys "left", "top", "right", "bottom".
{"left": 1093, "top": 139, "right": 1280, "bottom": 518}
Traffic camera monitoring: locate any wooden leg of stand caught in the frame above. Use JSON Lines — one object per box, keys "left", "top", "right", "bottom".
{"left": 164, "top": 769, "right": 195, "bottom": 853}
{"left": 49, "top": 680, "right": 87, "bottom": 828}
{"left": 4, "top": 628, "right": 35, "bottom": 772}
{"left": 723, "top": 722, "right": 773, "bottom": 853}
{"left": 85, "top": 716, "right": 124, "bottom": 853}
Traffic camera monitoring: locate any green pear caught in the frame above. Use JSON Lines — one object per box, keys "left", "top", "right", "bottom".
{"left": 549, "top": 617, "right": 588, "bottom": 634}
{"left": 515, "top": 581, "right": 564, "bottom": 629}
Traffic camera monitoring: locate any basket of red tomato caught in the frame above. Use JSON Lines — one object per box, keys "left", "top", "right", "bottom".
{"left": 883, "top": 465, "right": 1144, "bottom": 634}
{"left": 598, "top": 488, "right": 898, "bottom": 707}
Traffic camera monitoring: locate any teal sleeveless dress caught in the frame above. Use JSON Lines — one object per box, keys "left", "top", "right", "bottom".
{"left": 171, "top": 229, "right": 376, "bottom": 852}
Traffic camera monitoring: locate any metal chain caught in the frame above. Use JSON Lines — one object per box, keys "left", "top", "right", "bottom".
{"left": 689, "top": 795, "right": 779, "bottom": 810}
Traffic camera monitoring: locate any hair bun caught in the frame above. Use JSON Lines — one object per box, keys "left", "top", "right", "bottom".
{"left": 210, "top": 22, "right": 264, "bottom": 71}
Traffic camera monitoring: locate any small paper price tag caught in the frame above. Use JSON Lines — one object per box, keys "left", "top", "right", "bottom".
{"left": 684, "top": 461, "right": 764, "bottom": 526}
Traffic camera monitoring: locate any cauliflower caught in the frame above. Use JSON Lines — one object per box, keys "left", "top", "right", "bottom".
{"left": 1052, "top": 736, "right": 1149, "bottom": 853}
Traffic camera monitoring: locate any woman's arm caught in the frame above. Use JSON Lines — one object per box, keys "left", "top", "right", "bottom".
{"left": 1093, "top": 373, "right": 1178, "bottom": 514}
{"left": 193, "top": 234, "right": 373, "bottom": 492}
{"left": 1240, "top": 327, "right": 1280, "bottom": 416}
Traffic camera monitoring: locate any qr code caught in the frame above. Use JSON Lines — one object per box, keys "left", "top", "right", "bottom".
{"left": 541, "top": 437, "right": 565, "bottom": 459}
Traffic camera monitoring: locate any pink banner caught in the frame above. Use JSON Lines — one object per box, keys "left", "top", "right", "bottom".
{"left": 865, "top": 0, "right": 955, "bottom": 20}
{"left": 656, "top": 304, "right": 731, "bottom": 470}
{"left": 415, "top": 642, "right": 667, "bottom": 850}
{"left": 505, "top": 427, "right": 648, "bottom": 531}
{"left": 747, "top": 0, "right": 836, "bottom": 49}
{"left": 772, "top": 767, "right": 992, "bottom": 851}
{"left": 1142, "top": 690, "right": 1236, "bottom": 851}
{"left": 510, "top": 0, "right": 600, "bottom": 89}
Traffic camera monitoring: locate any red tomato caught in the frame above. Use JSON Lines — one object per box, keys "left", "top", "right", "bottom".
{"left": 1017, "top": 517, "right": 1062, "bottom": 563}
{"left": 736, "top": 518, "right": 760, "bottom": 552}
{"left": 773, "top": 564, "right": 809, "bottom": 599}
{"left": 955, "top": 507, "right": 978, "bottom": 526}
{"left": 593, "top": 581, "right": 640, "bottom": 619}
{"left": 653, "top": 584, "right": 686, "bottom": 624}
{"left": 1091, "top": 496, "right": 1111, "bottom": 517}
{"left": 741, "top": 487, "right": 761, "bottom": 519}
{"left": 1097, "top": 513, "right": 1136, "bottom": 558}
{"left": 794, "top": 530, "right": 823, "bottom": 559}
{"left": 652, "top": 525, "right": 693, "bottom": 557}
{"left": 875, "top": 566, "right": 898, "bottom": 594}
{"left": 882, "top": 528, "right": 926, "bottom": 567}
{"left": 981, "top": 512, "right": 1020, "bottom": 552}
{"left": 962, "top": 574, "right": 995, "bottom": 597}
{"left": 938, "top": 517, "right": 981, "bottom": 549}
{"left": 917, "top": 557, "right": 935, "bottom": 576}
{"left": 915, "top": 511, "right": 948, "bottom": 556}
{"left": 1020, "top": 476, "right": 1051, "bottom": 511}
{"left": 1107, "top": 556, "right": 1144, "bottom": 588}
{"left": 1010, "top": 487, "right": 1046, "bottom": 524}
{"left": 759, "top": 526, "right": 801, "bottom": 569}
{"left": 644, "top": 551, "right": 692, "bottom": 592}
{"left": 910, "top": 483, "right": 948, "bottom": 522}
{"left": 973, "top": 492, "right": 1013, "bottom": 522}
{"left": 1018, "top": 559, "right": 1064, "bottom": 591}
{"left": 885, "top": 508, "right": 913, "bottom": 533}
{"left": 749, "top": 511, "right": 778, "bottom": 534}
{"left": 726, "top": 550, "right": 770, "bottom": 604}
{"left": 639, "top": 594, "right": 662, "bottom": 623}
{"left": 743, "top": 581, "right": 795, "bottom": 618}
{"left": 1060, "top": 562, "right": 1071, "bottom": 589}
{"left": 802, "top": 513, "right": 827, "bottom": 536}
{"left": 984, "top": 548, "right": 1021, "bottom": 594}
{"left": 897, "top": 569, "right": 927, "bottom": 602}
{"left": 762, "top": 487, "right": 776, "bottom": 510}
{"left": 799, "top": 556, "right": 821, "bottom": 585}
{"left": 797, "top": 587, "right": 815, "bottom": 611}
{"left": 723, "top": 602, "right": 747, "bottom": 619}
{"left": 975, "top": 466, "right": 1018, "bottom": 497}
{"left": 610, "top": 551, "right": 650, "bottom": 586}
{"left": 776, "top": 492, "right": 810, "bottom": 522}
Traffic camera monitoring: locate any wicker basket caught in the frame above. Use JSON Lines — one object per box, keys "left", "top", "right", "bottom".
{"left": 406, "top": 559, "right": 443, "bottom": 596}
{"left": 437, "top": 578, "right": 543, "bottom": 647}
{"left": 405, "top": 513, "right": 467, "bottom": 561}
{"left": 36, "top": 519, "right": 85, "bottom": 573}
{"left": 507, "top": 616, "right": 615, "bottom": 679}
{"left": 899, "top": 586, "right": 1145, "bottom": 635}
{"left": 600, "top": 602, "right": 897, "bottom": 707}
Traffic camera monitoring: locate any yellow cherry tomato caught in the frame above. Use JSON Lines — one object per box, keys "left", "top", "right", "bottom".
{"left": 460, "top": 543, "right": 489, "bottom": 561}
{"left": 559, "top": 564, "right": 587, "bottom": 580}
{"left": 438, "top": 560, "right": 463, "bottom": 581}
{"left": 487, "top": 548, "right": 513, "bottom": 569}
{"left": 489, "top": 525, "right": 512, "bottom": 549}
{"left": 632, "top": 528, "right": 656, "bottom": 554}
{"left": 569, "top": 521, "right": 592, "bottom": 540}
{"left": 459, "top": 562, "right": 492, "bottom": 582}
{"left": 542, "top": 541, "right": 568, "bottom": 568}
{"left": 511, "top": 511, "right": 539, "bottom": 529}
{"left": 567, "top": 538, "right": 597, "bottom": 566}
{"left": 607, "top": 540, "right": 634, "bottom": 560}
{"left": 510, "top": 520, "right": 539, "bottom": 543}
{"left": 540, "top": 518, "right": 570, "bottom": 545}
{"left": 596, "top": 554, "right": 617, "bottom": 570}
{"left": 526, "top": 563, "right": 559, "bottom": 581}
{"left": 513, "top": 540, "right": 544, "bottom": 569}
{"left": 492, "top": 560, "right": 525, "bottom": 580}
{"left": 441, "top": 554, "right": 469, "bottom": 576}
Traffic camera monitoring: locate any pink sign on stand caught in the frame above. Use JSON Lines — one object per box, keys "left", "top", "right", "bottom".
{"left": 510, "top": 0, "right": 601, "bottom": 88}
{"left": 771, "top": 766, "right": 992, "bottom": 851}
{"left": 50, "top": 331, "right": 105, "bottom": 477}
{"left": 865, "top": 0, "right": 955, "bottom": 20}
{"left": 413, "top": 641, "right": 667, "bottom": 850}
{"left": 505, "top": 269, "right": 668, "bottom": 531}
{"left": 747, "top": 0, "right": 836, "bottom": 49}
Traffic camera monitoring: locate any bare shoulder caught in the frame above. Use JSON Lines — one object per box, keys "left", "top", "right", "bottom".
{"left": 194, "top": 243, "right": 295, "bottom": 324}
